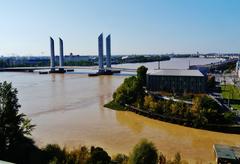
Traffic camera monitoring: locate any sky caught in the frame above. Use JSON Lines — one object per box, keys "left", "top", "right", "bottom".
{"left": 0, "top": 0, "right": 240, "bottom": 56}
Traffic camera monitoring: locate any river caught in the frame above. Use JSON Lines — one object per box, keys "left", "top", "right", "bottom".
{"left": 1, "top": 58, "right": 239, "bottom": 163}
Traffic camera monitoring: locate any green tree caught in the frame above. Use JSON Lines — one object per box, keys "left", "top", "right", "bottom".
{"left": 173, "top": 152, "right": 181, "bottom": 164}
{"left": 112, "top": 153, "right": 128, "bottom": 164}
{"left": 42, "top": 144, "right": 67, "bottom": 164}
{"left": 113, "top": 76, "right": 142, "bottom": 105}
{"left": 223, "top": 112, "right": 236, "bottom": 124}
{"left": 207, "top": 75, "right": 215, "bottom": 90}
{"left": 0, "top": 81, "right": 36, "bottom": 163}
{"left": 144, "top": 95, "right": 159, "bottom": 112}
{"left": 137, "top": 66, "right": 148, "bottom": 86}
{"left": 129, "top": 139, "right": 158, "bottom": 164}
{"left": 87, "top": 146, "right": 111, "bottom": 164}
{"left": 159, "top": 152, "right": 166, "bottom": 164}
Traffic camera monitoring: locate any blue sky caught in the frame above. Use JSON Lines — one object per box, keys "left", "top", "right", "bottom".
{"left": 0, "top": 0, "right": 240, "bottom": 56}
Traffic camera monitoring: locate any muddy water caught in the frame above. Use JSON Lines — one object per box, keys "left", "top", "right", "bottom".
{"left": 1, "top": 58, "right": 239, "bottom": 163}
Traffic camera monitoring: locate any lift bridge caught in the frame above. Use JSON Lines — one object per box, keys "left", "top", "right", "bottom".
{"left": 0, "top": 66, "right": 137, "bottom": 74}
{"left": 0, "top": 34, "right": 137, "bottom": 75}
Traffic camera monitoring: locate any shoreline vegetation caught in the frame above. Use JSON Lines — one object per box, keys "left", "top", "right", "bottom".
{"left": 221, "top": 84, "right": 240, "bottom": 110}
{"left": 104, "top": 66, "right": 240, "bottom": 134}
{"left": 0, "top": 81, "right": 189, "bottom": 164}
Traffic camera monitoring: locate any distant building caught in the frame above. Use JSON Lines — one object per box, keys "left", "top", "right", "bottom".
{"left": 213, "top": 144, "right": 240, "bottom": 164}
{"left": 64, "top": 53, "right": 90, "bottom": 62}
{"left": 146, "top": 69, "right": 206, "bottom": 93}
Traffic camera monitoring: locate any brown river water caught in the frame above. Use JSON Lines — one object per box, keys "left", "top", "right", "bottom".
{"left": 1, "top": 58, "right": 239, "bottom": 163}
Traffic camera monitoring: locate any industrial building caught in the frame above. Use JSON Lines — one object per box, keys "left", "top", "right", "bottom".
{"left": 146, "top": 69, "right": 206, "bottom": 93}
{"left": 213, "top": 144, "right": 240, "bottom": 164}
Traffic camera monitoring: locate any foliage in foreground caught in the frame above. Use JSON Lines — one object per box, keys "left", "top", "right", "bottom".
{"left": 0, "top": 81, "right": 38, "bottom": 163}
{"left": 129, "top": 139, "right": 158, "bottom": 164}
{"left": 42, "top": 139, "right": 186, "bottom": 164}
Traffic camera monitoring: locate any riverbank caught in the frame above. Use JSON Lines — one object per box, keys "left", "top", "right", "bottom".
{"left": 104, "top": 101, "right": 240, "bottom": 134}
{"left": 107, "top": 65, "right": 240, "bottom": 136}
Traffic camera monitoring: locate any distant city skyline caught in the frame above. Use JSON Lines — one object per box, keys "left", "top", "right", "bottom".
{"left": 0, "top": 0, "right": 240, "bottom": 56}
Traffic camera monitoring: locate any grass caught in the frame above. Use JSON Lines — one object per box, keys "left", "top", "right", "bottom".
{"left": 221, "top": 84, "right": 240, "bottom": 110}
{"left": 221, "top": 84, "right": 240, "bottom": 100}
{"left": 104, "top": 100, "right": 126, "bottom": 111}
{"left": 231, "top": 104, "right": 240, "bottom": 110}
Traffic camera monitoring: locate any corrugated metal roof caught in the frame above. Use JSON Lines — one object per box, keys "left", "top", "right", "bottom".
{"left": 147, "top": 69, "right": 204, "bottom": 77}
{"left": 0, "top": 160, "right": 14, "bottom": 164}
{"left": 214, "top": 144, "right": 236, "bottom": 160}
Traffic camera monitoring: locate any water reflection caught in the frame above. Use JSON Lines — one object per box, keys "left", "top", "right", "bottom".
{"left": 115, "top": 110, "right": 240, "bottom": 162}
{"left": 116, "top": 111, "right": 144, "bottom": 134}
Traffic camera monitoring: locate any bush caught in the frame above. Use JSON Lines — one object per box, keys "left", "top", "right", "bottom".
{"left": 104, "top": 100, "right": 125, "bottom": 111}
{"left": 87, "top": 146, "right": 111, "bottom": 164}
{"left": 223, "top": 112, "right": 237, "bottom": 124}
{"left": 129, "top": 139, "right": 158, "bottom": 164}
{"left": 143, "top": 95, "right": 159, "bottom": 112}
{"left": 137, "top": 66, "right": 148, "bottom": 86}
{"left": 0, "top": 81, "right": 36, "bottom": 163}
{"left": 65, "top": 146, "right": 90, "bottom": 164}
{"left": 113, "top": 76, "right": 143, "bottom": 105}
{"left": 42, "top": 144, "right": 67, "bottom": 163}
{"left": 112, "top": 153, "right": 128, "bottom": 164}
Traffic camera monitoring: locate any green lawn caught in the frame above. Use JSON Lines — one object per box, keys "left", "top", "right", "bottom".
{"left": 221, "top": 84, "right": 240, "bottom": 110}
{"left": 231, "top": 104, "right": 240, "bottom": 110}
{"left": 221, "top": 84, "right": 240, "bottom": 100}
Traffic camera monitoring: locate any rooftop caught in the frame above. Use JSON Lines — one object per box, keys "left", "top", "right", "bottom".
{"left": 213, "top": 144, "right": 240, "bottom": 160}
{"left": 147, "top": 69, "right": 204, "bottom": 77}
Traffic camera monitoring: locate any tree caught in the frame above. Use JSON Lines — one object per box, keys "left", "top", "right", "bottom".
{"left": 207, "top": 75, "right": 215, "bottom": 90}
{"left": 112, "top": 153, "right": 128, "bottom": 164}
{"left": 0, "top": 81, "right": 36, "bottom": 163}
{"left": 223, "top": 112, "right": 236, "bottom": 124}
{"left": 137, "top": 66, "right": 148, "bottom": 86}
{"left": 129, "top": 139, "right": 158, "bottom": 164}
{"left": 173, "top": 152, "right": 181, "bottom": 164}
{"left": 42, "top": 144, "right": 67, "bottom": 163}
{"left": 144, "top": 95, "right": 159, "bottom": 112}
{"left": 159, "top": 152, "right": 166, "bottom": 164}
{"left": 113, "top": 76, "right": 142, "bottom": 105}
{"left": 87, "top": 146, "right": 111, "bottom": 164}
{"left": 191, "top": 97, "right": 202, "bottom": 114}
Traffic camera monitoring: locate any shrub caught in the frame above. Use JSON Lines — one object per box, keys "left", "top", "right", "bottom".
{"left": 112, "top": 153, "right": 128, "bottom": 164}
{"left": 129, "top": 139, "right": 158, "bottom": 164}
{"left": 87, "top": 146, "right": 111, "bottom": 164}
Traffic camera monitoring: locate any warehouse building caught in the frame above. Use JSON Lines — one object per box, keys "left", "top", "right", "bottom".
{"left": 146, "top": 69, "right": 206, "bottom": 93}
{"left": 213, "top": 144, "right": 240, "bottom": 164}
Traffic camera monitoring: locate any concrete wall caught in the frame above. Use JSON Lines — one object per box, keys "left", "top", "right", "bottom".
{"left": 59, "top": 38, "right": 64, "bottom": 67}
{"left": 98, "top": 34, "right": 104, "bottom": 71}
{"left": 106, "top": 35, "right": 111, "bottom": 68}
